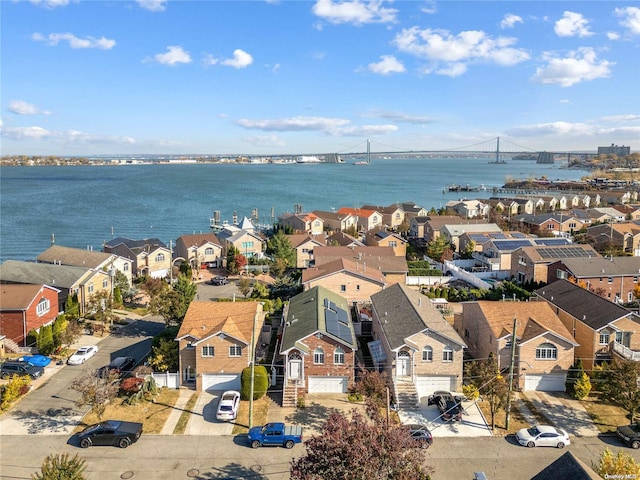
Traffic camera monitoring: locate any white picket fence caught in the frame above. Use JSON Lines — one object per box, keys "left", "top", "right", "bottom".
{"left": 150, "top": 372, "right": 180, "bottom": 389}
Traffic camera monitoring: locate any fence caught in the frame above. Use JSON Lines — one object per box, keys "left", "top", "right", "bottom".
{"left": 150, "top": 372, "right": 180, "bottom": 389}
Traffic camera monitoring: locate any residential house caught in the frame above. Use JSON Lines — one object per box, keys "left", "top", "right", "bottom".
{"left": 487, "top": 198, "right": 519, "bottom": 216}
{"left": 408, "top": 216, "right": 430, "bottom": 244}
{"left": 215, "top": 227, "right": 265, "bottom": 261}
{"left": 301, "top": 257, "right": 386, "bottom": 302}
{"left": 361, "top": 204, "right": 405, "bottom": 229}
{"left": 612, "top": 204, "right": 640, "bottom": 221}
{"left": 174, "top": 233, "right": 224, "bottom": 270}
{"left": 279, "top": 286, "right": 358, "bottom": 403}
{"left": 364, "top": 229, "right": 407, "bottom": 257}
{"left": 103, "top": 237, "right": 172, "bottom": 279}
{"left": 37, "top": 245, "right": 133, "bottom": 286}
{"left": 445, "top": 199, "right": 490, "bottom": 219}
{"left": 510, "top": 244, "right": 600, "bottom": 284}
{"left": 398, "top": 202, "right": 429, "bottom": 221}
{"left": 513, "top": 213, "right": 584, "bottom": 237}
{"left": 337, "top": 207, "right": 383, "bottom": 231}
{"left": 278, "top": 212, "right": 324, "bottom": 236}
{"left": 454, "top": 301, "right": 577, "bottom": 391}
{"left": 313, "top": 246, "right": 408, "bottom": 285}
{"left": 0, "top": 260, "right": 111, "bottom": 316}
{"left": 312, "top": 210, "right": 358, "bottom": 233}
{"left": 0, "top": 284, "right": 60, "bottom": 347}
{"left": 586, "top": 222, "right": 640, "bottom": 256}
{"left": 473, "top": 236, "right": 571, "bottom": 273}
{"left": 424, "top": 216, "right": 490, "bottom": 244}
{"left": 369, "top": 283, "right": 467, "bottom": 399}
{"left": 286, "top": 234, "right": 326, "bottom": 268}
{"left": 593, "top": 207, "right": 626, "bottom": 222}
{"left": 325, "top": 231, "right": 365, "bottom": 248}
{"left": 548, "top": 256, "right": 640, "bottom": 304}
{"left": 534, "top": 280, "right": 640, "bottom": 368}
{"left": 441, "top": 223, "right": 503, "bottom": 251}
{"left": 175, "top": 301, "right": 265, "bottom": 391}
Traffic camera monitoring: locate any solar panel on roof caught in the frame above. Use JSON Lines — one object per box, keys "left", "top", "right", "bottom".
{"left": 493, "top": 240, "right": 533, "bottom": 250}
{"left": 325, "top": 302, "right": 353, "bottom": 344}
{"left": 368, "top": 340, "right": 387, "bottom": 365}
{"left": 536, "top": 247, "right": 592, "bottom": 258}
{"left": 535, "top": 238, "right": 570, "bottom": 246}
{"left": 511, "top": 232, "right": 527, "bottom": 238}
{"left": 488, "top": 233, "right": 507, "bottom": 239}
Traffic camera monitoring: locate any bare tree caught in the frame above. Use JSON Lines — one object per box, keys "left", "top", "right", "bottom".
{"left": 71, "top": 370, "right": 120, "bottom": 422}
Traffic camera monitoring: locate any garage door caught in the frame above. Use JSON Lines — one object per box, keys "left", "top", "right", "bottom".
{"left": 524, "top": 373, "right": 567, "bottom": 392}
{"left": 201, "top": 374, "right": 241, "bottom": 392}
{"left": 415, "top": 376, "right": 456, "bottom": 398}
{"left": 308, "top": 376, "right": 348, "bottom": 393}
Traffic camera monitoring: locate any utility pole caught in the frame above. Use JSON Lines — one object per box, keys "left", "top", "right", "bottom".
{"left": 249, "top": 310, "right": 258, "bottom": 429}
{"left": 505, "top": 316, "right": 517, "bottom": 430}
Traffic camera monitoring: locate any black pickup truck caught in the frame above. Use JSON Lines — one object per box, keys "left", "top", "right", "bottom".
{"left": 427, "top": 390, "right": 464, "bottom": 421}
{"left": 617, "top": 422, "right": 640, "bottom": 449}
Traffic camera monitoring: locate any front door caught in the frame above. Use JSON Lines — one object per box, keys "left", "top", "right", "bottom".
{"left": 288, "top": 353, "right": 302, "bottom": 381}
{"left": 397, "top": 351, "right": 411, "bottom": 377}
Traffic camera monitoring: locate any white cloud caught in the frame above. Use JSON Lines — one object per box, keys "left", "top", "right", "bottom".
{"left": 560, "top": 99, "right": 571, "bottom": 104}
{"left": 8, "top": 100, "right": 51, "bottom": 115}
{"left": 500, "top": 14, "right": 523, "bottom": 29}
{"left": 505, "top": 121, "right": 640, "bottom": 139}
{"left": 606, "top": 31, "right": 621, "bottom": 40}
{"left": 554, "top": 11, "right": 593, "bottom": 37}
{"left": 392, "top": 27, "right": 529, "bottom": 76}
{"left": 532, "top": 47, "right": 613, "bottom": 87}
{"left": 235, "top": 115, "right": 396, "bottom": 137}
{"left": 368, "top": 55, "right": 405, "bottom": 75}
{"left": 615, "top": 7, "right": 640, "bottom": 35}
{"left": 136, "top": 0, "right": 167, "bottom": 12}
{"left": 31, "top": 32, "right": 116, "bottom": 49}
{"left": 221, "top": 49, "right": 253, "bottom": 69}
{"left": 1, "top": 125, "right": 52, "bottom": 139}
{"left": 599, "top": 114, "right": 640, "bottom": 122}
{"left": 27, "top": 0, "right": 74, "bottom": 8}
{"left": 420, "top": 1, "right": 437, "bottom": 15}
{"left": 312, "top": 0, "right": 398, "bottom": 26}
{"left": 370, "top": 111, "right": 434, "bottom": 125}
{"left": 242, "top": 135, "right": 286, "bottom": 147}
{"left": 153, "top": 46, "right": 192, "bottom": 65}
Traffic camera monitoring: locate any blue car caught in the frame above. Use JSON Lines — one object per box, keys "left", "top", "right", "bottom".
{"left": 20, "top": 355, "right": 51, "bottom": 367}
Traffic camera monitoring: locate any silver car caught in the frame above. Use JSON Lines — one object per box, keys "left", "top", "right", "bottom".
{"left": 516, "top": 425, "right": 570, "bottom": 448}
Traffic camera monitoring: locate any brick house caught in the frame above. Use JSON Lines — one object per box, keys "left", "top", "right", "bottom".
{"left": 0, "top": 284, "right": 60, "bottom": 347}
{"left": 313, "top": 246, "right": 408, "bottom": 285}
{"left": 174, "top": 233, "right": 224, "bottom": 270}
{"left": 364, "top": 229, "right": 407, "bottom": 257}
{"left": 510, "top": 244, "right": 601, "bottom": 284}
{"left": 454, "top": 301, "right": 577, "bottom": 391}
{"left": 286, "top": 234, "right": 326, "bottom": 268}
{"left": 279, "top": 286, "right": 358, "bottom": 404}
{"left": 175, "top": 301, "right": 265, "bottom": 391}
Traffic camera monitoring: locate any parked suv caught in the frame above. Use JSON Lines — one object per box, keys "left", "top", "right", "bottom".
{"left": 0, "top": 360, "right": 45, "bottom": 379}
{"left": 427, "top": 390, "right": 464, "bottom": 421}
{"left": 209, "top": 276, "right": 228, "bottom": 286}
{"left": 97, "top": 357, "right": 136, "bottom": 378}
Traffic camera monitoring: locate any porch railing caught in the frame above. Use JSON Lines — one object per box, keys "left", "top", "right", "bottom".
{"left": 613, "top": 341, "right": 640, "bottom": 361}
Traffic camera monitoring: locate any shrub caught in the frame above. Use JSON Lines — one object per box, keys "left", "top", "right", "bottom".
{"left": 241, "top": 365, "right": 269, "bottom": 401}
{"left": 32, "top": 453, "right": 87, "bottom": 480}
{"left": 573, "top": 372, "right": 592, "bottom": 400}
{"left": 0, "top": 374, "right": 32, "bottom": 411}
{"left": 462, "top": 384, "right": 480, "bottom": 401}
{"left": 120, "top": 377, "right": 144, "bottom": 394}
{"left": 348, "top": 392, "right": 363, "bottom": 403}
{"left": 38, "top": 324, "right": 54, "bottom": 355}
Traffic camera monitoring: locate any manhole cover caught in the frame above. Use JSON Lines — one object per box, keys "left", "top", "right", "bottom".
{"left": 120, "top": 472, "right": 134, "bottom": 480}
{"left": 187, "top": 469, "right": 200, "bottom": 478}
{"left": 251, "top": 465, "right": 263, "bottom": 472}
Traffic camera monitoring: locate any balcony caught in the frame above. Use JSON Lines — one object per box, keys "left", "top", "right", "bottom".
{"left": 612, "top": 341, "right": 640, "bottom": 361}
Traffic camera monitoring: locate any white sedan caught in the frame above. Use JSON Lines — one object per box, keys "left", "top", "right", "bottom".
{"left": 67, "top": 346, "right": 99, "bottom": 365}
{"left": 216, "top": 391, "right": 241, "bottom": 421}
{"left": 516, "top": 425, "right": 570, "bottom": 448}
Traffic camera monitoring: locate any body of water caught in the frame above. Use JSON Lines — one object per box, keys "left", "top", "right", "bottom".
{"left": 0, "top": 158, "right": 590, "bottom": 262}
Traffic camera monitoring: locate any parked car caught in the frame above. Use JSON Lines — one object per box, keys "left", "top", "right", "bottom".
{"left": 248, "top": 422, "right": 303, "bottom": 449}
{"left": 427, "top": 390, "right": 463, "bottom": 421}
{"left": 19, "top": 355, "right": 51, "bottom": 367}
{"left": 77, "top": 420, "right": 143, "bottom": 448}
{"left": 216, "top": 390, "right": 241, "bottom": 421}
{"left": 617, "top": 422, "right": 640, "bottom": 449}
{"left": 67, "top": 346, "right": 99, "bottom": 365}
{"left": 515, "top": 425, "right": 570, "bottom": 448}
{"left": 0, "top": 360, "right": 44, "bottom": 379}
{"left": 97, "top": 356, "right": 136, "bottom": 378}
{"left": 209, "top": 276, "right": 228, "bottom": 285}
{"left": 405, "top": 423, "right": 433, "bottom": 449}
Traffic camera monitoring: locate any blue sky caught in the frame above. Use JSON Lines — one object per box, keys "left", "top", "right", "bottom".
{"left": 1, "top": 0, "right": 639, "bottom": 156}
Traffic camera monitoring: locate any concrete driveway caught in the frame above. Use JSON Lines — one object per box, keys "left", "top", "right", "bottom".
{"left": 399, "top": 398, "right": 492, "bottom": 437}
{"left": 521, "top": 391, "right": 601, "bottom": 437}
{"left": 184, "top": 390, "right": 235, "bottom": 435}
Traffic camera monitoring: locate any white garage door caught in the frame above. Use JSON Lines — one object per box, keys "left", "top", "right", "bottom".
{"left": 524, "top": 373, "right": 567, "bottom": 392}
{"left": 308, "top": 376, "right": 348, "bottom": 393}
{"left": 415, "top": 376, "right": 456, "bottom": 398}
{"left": 201, "top": 374, "right": 241, "bottom": 392}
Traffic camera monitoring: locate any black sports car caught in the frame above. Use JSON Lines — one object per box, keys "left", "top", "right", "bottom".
{"left": 77, "top": 420, "right": 143, "bottom": 448}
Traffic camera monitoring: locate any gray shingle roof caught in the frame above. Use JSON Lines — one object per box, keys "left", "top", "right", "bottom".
{"left": 531, "top": 451, "right": 600, "bottom": 480}
{"left": 559, "top": 256, "right": 640, "bottom": 277}
{"left": 37, "top": 245, "right": 112, "bottom": 269}
{"left": 534, "top": 280, "right": 632, "bottom": 330}
{"left": 0, "top": 260, "right": 91, "bottom": 289}
{"left": 371, "top": 283, "right": 466, "bottom": 350}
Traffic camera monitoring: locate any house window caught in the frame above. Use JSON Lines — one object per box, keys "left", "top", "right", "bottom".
{"left": 464, "top": 329, "right": 470, "bottom": 339}
{"left": 340, "top": 285, "right": 346, "bottom": 292}
{"left": 229, "top": 345, "right": 242, "bottom": 357}
{"left": 314, "top": 348, "right": 324, "bottom": 364}
{"left": 629, "top": 292, "right": 634, "bottom": 302}
{"left": 535, "top": 343, "right": 557, "bottom": 360}
{"left": 123, "top": 263, "right": 129, "bottom": 272}
{"left": 36, "top": 298, "right": 50, "bottom": 316}
{"left": 155, "top": 253, "right": 165, "bottom": 262}
{"left": 518, "top": 257, "right": 527, "bottom": 266}
{"left": 608, "top": 277, "right": 613, "bottom": 284}
{"left": 634, "top": 276, "right": 638, "bottom": 283}
{"left": 389, "top": 241, "right": 397, "bottom": 248}
{"left": 334, "top": 347, "right": 345, "bottom": 365}
{"left": 241, "top": 241, "right": 254, "bottom": 250}
{"left": 599, "top": 330, "right": 610, "bottom": 345}
{"left": 547, "top": 224, "right": 555, "bottom": 230}
{"left": 186, "top": 342, "right": 195, "bottom": 350}
{"left": 102, "top": 278, "right": 109, "bottom": 288}
{"left": 302, "top": 248, "right": 309, "bottom": 254}
{"left": 205, "top": 247, "right": 213, "bottom": 256}
{"left": 202, "top": 346, "right": 215, "bottom": 357}
{"left": 356, "top": 285, "right": 360, "bottom": 291}
{"left": 422, "top": 346, "right": 433, "bottom": 362}
{"left": 442, "top": 346, "right": 453, "bottom": 362}
{"left": 569, "top": 222, "right": 576, "bottom": 229}
{"left": 615, "top": 331, "right": 623, "bottom": 344}
{"left": 557, "top": 270, "right": 566, "bottom": 280}
{"left": 88, "top": 283, "right": 94, "bottom": 294}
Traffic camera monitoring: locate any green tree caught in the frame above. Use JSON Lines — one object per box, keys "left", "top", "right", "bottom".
{"left": 38, "top": 324, "right": 54, "bottom": 355}
{"left": 64, "top": 294, "right": 80, "bottom": 321}
{"left": 70, "top": 370, "right": 120, "bottom": 422}
{"left": 113, "top": 270, "right": 131, "bottom": 301}
{"left": 147, "top": 337, "right": 179, "bottom": 372}
{"left": 148, "top": 275, "right": 196, "bottom": 326}
{"left": 250, "top": 281, "right": 269, "bottom": 298}
{"left": 59, "top": 320, "right": 83, "bottom": 351}
{"left": 226, "top": 246, "right": 239, "bottom": 274}
{"left": 241, "top": 365, "right": 269, "bottom": 400}
{"left": 460, "top": 239, "right": 476, "bottom": 259}
{"left": 266, "top": 230, "right": 296, "bottom": 276}
{"left": 52, "top": 315, "right": 68, "bottom": 350}
{"left": 32, "top": 453, "right": 87, "bottom": 480}
{"left": 239, "top": 277, "right": 252, "bottom": 298}
{"left": 601, "top": 358, "right": 640, "bottom": 421}
{"left": 113, "top": 286, "right": 123, "bottom": 309}
{"left": 565, "top": 359, "right": 585, "bottom": 396}
{"left": 426, "top": 236, "right": 453, "bottom": 262}
{"left": 593, "top": 447, "right": 640, "bottom": 478}
{"left": 573, "top": 372, "right": 592, "bottom": 400}
{"left": 465, "top": 355, "right": 509, "bottom": 430}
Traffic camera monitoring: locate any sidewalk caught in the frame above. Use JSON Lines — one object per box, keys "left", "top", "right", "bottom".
{"left": 160, "top": 389, "right": 196, "bottom": 435}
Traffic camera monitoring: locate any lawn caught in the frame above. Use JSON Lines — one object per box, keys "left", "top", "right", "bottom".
{"left": 580, "top": 394, "right": 630, "bottom": 433}
{"left": 76, "top": 387, "right": 180, "bottom": 434}
{"left": 231, "top": 396, "right": 271, "bottom": 435}
{"left": 477, "top": 400, "right": 532, "bottom": 435}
